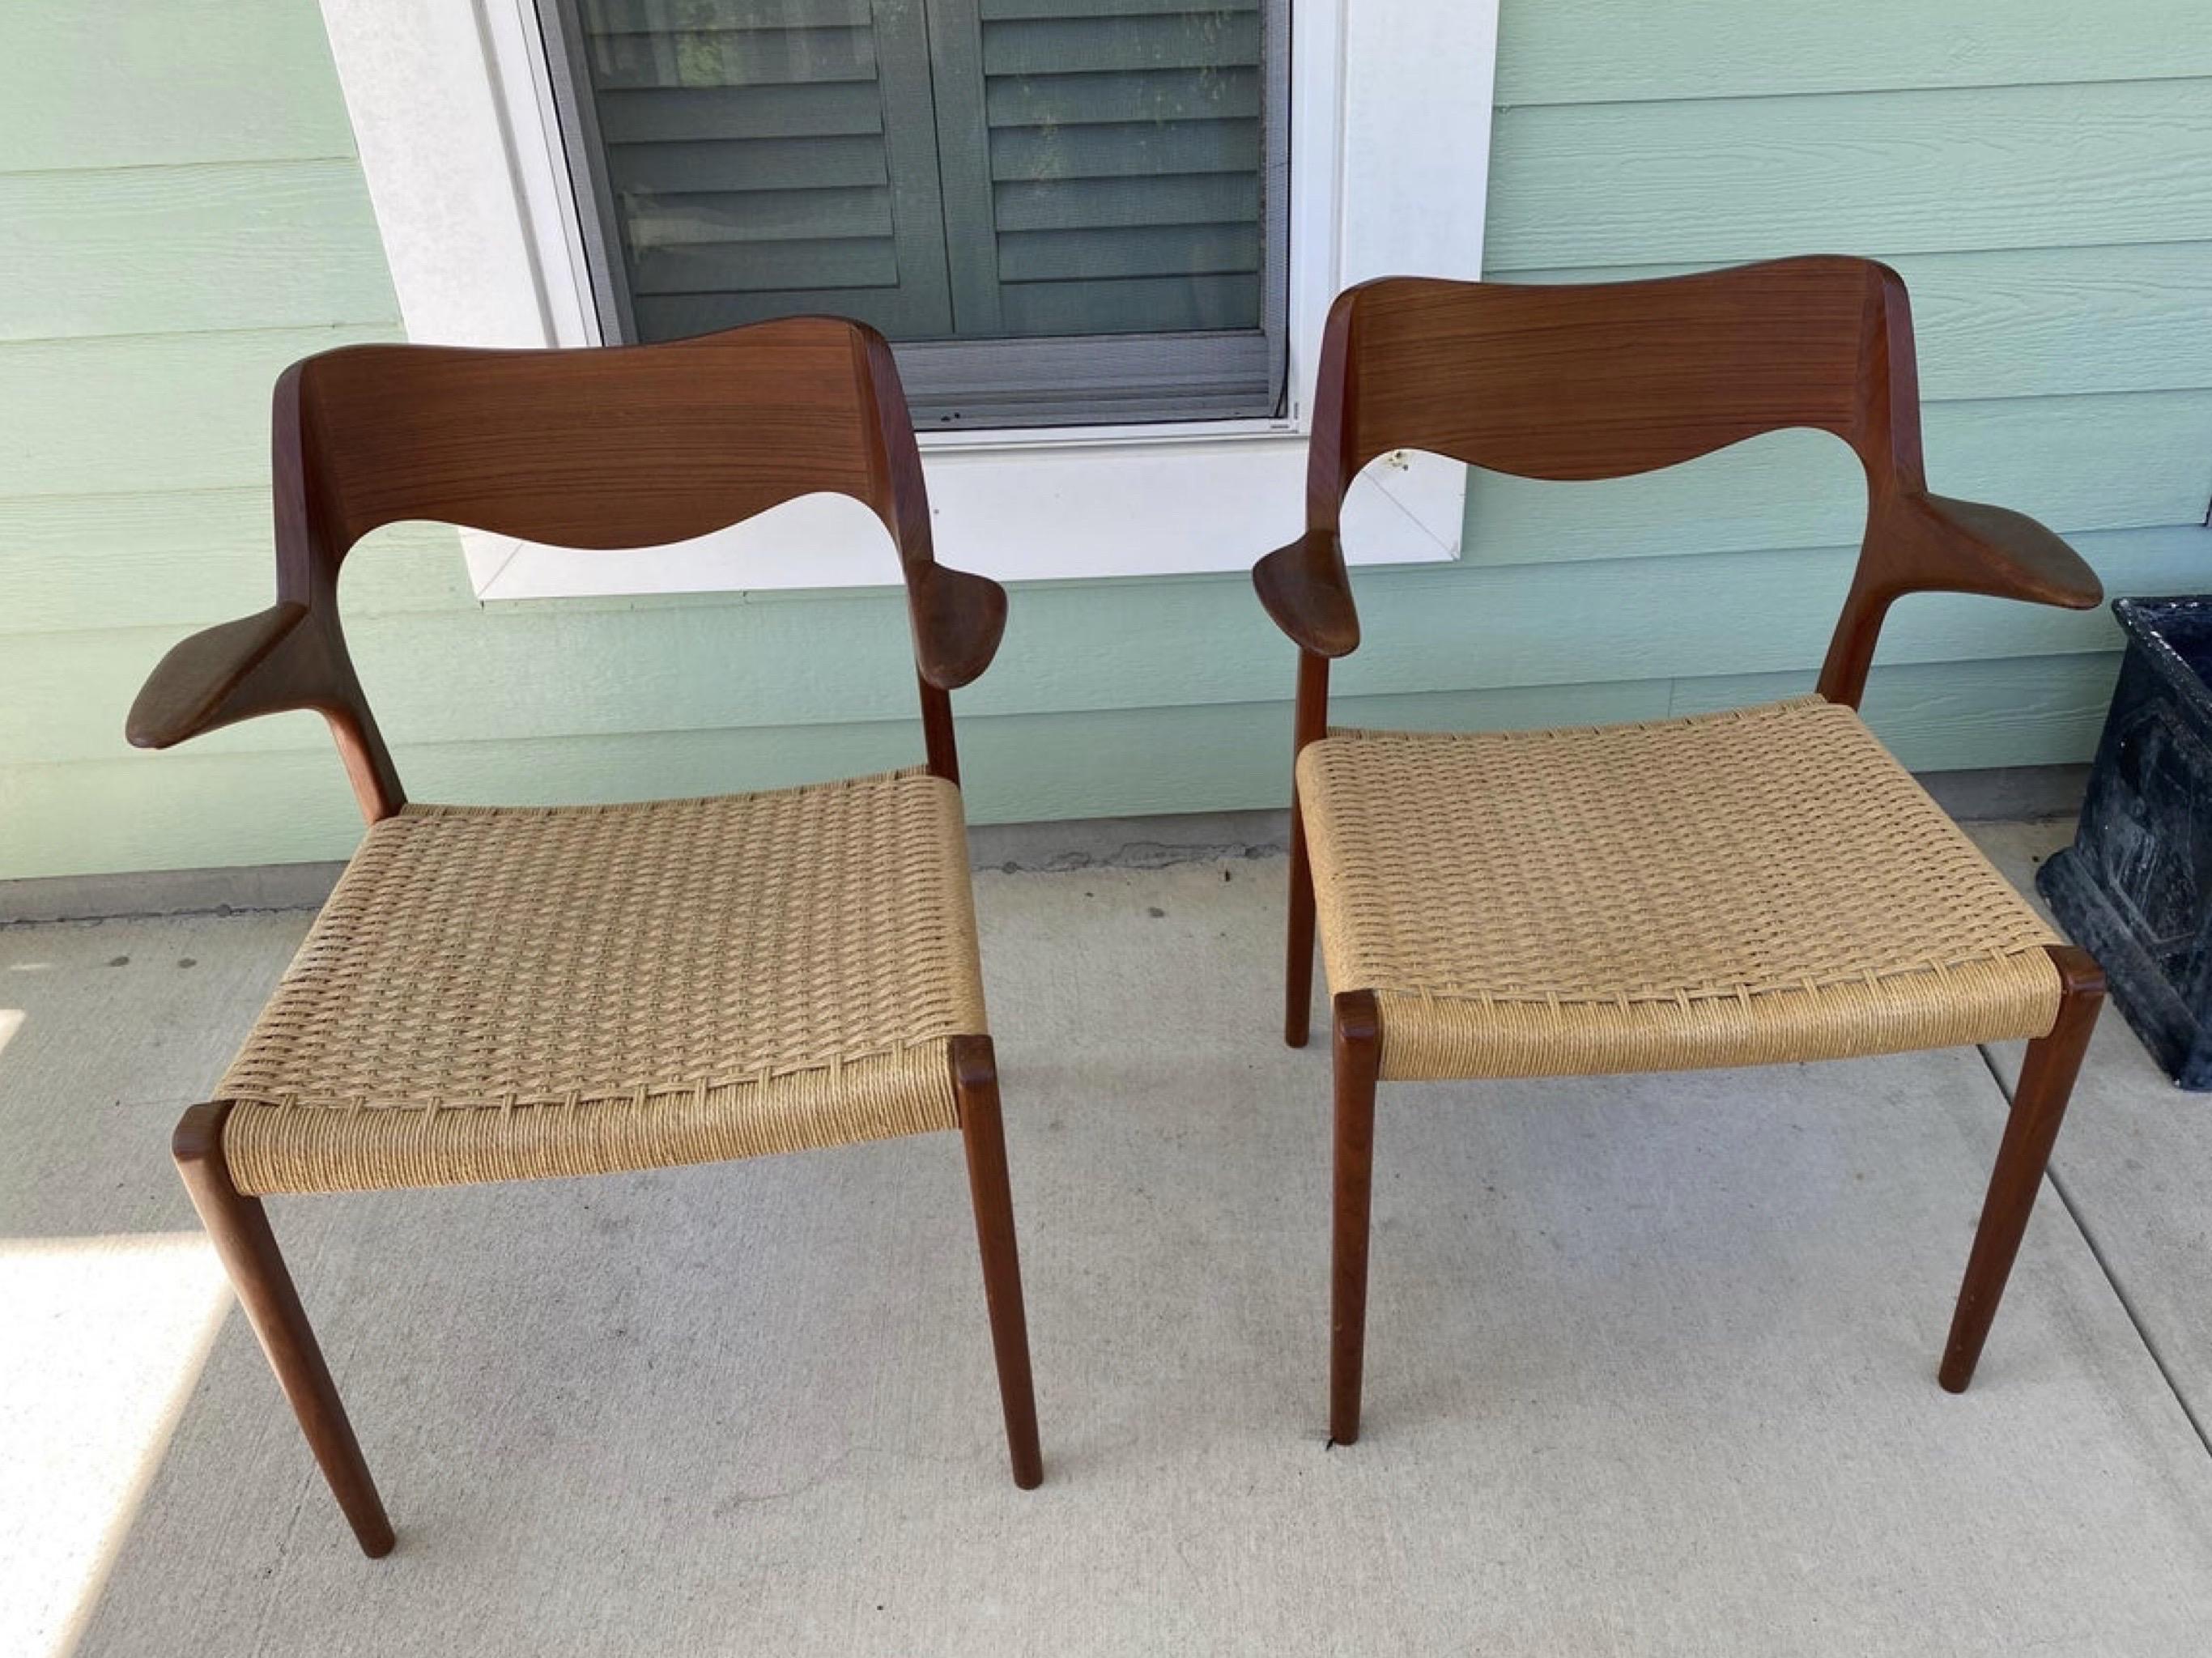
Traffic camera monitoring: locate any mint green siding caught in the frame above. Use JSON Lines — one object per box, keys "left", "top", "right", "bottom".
{"left": 2, "top": 0, "right": 2209, "bottom": 878}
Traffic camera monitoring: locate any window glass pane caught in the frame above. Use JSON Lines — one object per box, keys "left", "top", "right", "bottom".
{"left": 974, "top": 0, "right": 1265, "bottom": 338}
{"left": 570, "top": 0, "right": 958, "bottom": 342}
{"left": 546, "top": 0, "right": 1286, "bottom": 423}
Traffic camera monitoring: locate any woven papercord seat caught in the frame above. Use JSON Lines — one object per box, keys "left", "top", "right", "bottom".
{"left": 217, "top": 770, "right": 987, "bottom": 1195}
{"left": 1296, "top": 697, "right": 2063, "bottom": 1081}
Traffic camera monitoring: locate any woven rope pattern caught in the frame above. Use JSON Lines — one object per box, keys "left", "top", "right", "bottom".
{"left": 1296, "top": 698, "right": 2062, "bottom": 1079}
{"left": 218, "top": 770, "right": 985, "bottom": 1193}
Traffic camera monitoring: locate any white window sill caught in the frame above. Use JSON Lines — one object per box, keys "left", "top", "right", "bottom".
{"left": 466, "top": 436, "right": 1467, "bottom": 600}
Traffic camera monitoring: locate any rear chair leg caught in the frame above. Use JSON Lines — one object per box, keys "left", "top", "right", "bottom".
{"left": 1329, "top": 991, "right": 1381, "bottom": 1445}
{"left": 172, "top": 1103, "right": 394, "bottom": 1557}
{"left": 1285, "top": 797, "right": 1319, "bottom": 1048}
{"left": 1285, "top": 648, "right": 1331, "bottom": 1050}
{"left": 1940, "top": 946, "right": 2104, "bottom": 1392}
{"left": 951, "top": 1037, "right": 1044, "bottom": 1488}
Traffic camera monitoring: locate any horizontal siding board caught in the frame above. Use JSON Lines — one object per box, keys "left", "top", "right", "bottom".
{"left": 951, "top": 684, "right": 1678, "bottom": 821}
{"left": 0, "top": 683, "right": 1750, "bottom": 876}
{"left": 1, "top": 0, "right": 358, "bottom": 171}
{"left": 1329, "top": 538, "right": 2186, "bottom": 715}
{"left": 0, "top": 492, "right": 470, "bottom": 636}
{"left": 0, "top": 325, "right": 402, "bottom": 499}
{"left": 9, "top": 605, "right": 923, "bottom": 767}
{"left": 968, "top": 663, "right": 2123, "bottom": 818}
{"left": 1672, "top": 653, "right": 2124, "bottom": 772}
{"left": 372, "top": 521, "right": 2202, "bottom": 721}
{"left": 1356, "top": 654, "right": 2122, "bottom": 774}
{"left": 981, "top": 13, "right": 1261, "bottom": 76}
{"left": 593, "top": 83, "right": 886, "bottom": 142}
{"left": 984, "top": 65, "right": 1260, "bottom": 125}
{"left": 15, "top": 523, "right": 2201, "bottom": 768}
{"left": 1898, "top": 244, "right": 2212, "bottom": 401}
{"left": 3, "top": 743, "right": 377, "bottom": 878}
{"left": 1495, "top": 0, "right": 2212, "bottom": 107}
{"left": 1485, "top": 79, "right": 2212, "bottom": 270}
{"left": 1458, "top": 390, "right": 2212, "bottom": 568}
{"left": 3, "top": 721, "right": 952, "bottom": 878}
{"left": 604, "top": 134, "right": 890, "bottom": 192}
{"left": 1503, "top": 244, "right": 2212, "bottom": 402}
{"left": 0, "top": 655, "right": 2113, "bottom": 878}
{"left": 0, "top": 161, "right": 398, "bottom": 342}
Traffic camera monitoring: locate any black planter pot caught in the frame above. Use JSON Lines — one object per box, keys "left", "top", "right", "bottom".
{"left": 2039, "top": 597, "right": 2212, "bottom": 1090}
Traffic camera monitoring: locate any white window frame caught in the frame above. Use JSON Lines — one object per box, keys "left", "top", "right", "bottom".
{"left": 317, "top": 0, "right": 1499, "bottom": 598}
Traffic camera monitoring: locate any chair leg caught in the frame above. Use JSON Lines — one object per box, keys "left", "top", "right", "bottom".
{"left": 1285, "top": 797, "right": 1318, "bottom": 1048}
{"left": 172, "top": 1103, "right": 394, "bottom": 1557}
{"left": 951, "top": 1036, "right": 1044, "bottom": 1489}
{"left": 1940, "top": 946, "right": 2104, "bottom": 1393}
{"left": 1329, "top": 991, "right": 1381, "bottom": 1445}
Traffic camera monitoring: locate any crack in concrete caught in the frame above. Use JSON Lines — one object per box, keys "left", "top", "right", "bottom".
{"left": 1975, "top": 1040, "right": 2212, "bottom": 1463}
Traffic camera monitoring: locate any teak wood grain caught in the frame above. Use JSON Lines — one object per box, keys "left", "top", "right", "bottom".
{"left": 1256, "top": 257, "right": 2108, "bottom": 1444}
{"left": 127, "top": 317, "right": 1038, "bottom": 1554}
{"left": 1941, "top": 945, "right": 2105, "bottom": 1392}
{"left": 1254, "top": 257, "right": 2100, "bottom": 698}
{"left": 126, "top": 316, "right": 1006, "bottom": 811}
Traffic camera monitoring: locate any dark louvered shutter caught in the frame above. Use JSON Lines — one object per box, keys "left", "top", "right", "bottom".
{"left": 542, "top": 0, "right": 1285, "bottom": 423}
{"left": 932, "top": 0, "right": 1266, "bottom": 338}
{"left": 567, "top": 0, "right": 958, "bottom": 340}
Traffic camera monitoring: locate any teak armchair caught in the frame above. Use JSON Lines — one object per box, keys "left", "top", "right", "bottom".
{"left": 126, "top": 317, "right": 1041, "bottom": 1556}
{"left": 1253, "top": 257, "right": 2107, "bottom": 1445}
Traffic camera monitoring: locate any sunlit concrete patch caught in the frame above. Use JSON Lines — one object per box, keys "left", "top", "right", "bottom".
{"left": 0, "top": 1232, "right": 230, "bottom": 1658}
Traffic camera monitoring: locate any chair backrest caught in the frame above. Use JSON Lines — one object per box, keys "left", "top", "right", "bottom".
{"left": 1303, "top": 256, "right": 1925, "bottom": 525}
{"left": 276, "top": 314, "right": 931, "bottom": 572}
{"left": 248, "top": 315, "right": 998, "bottom": 817}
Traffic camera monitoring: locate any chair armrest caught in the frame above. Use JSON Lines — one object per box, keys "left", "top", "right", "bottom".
{"left": 125, "top": 602, "right": 325, "bottom": 749}
{"left": 1252, "top": 529, "right": 1361, "bottom": 657}
{"left": 1820, "top": 491, "right": 2102, "bottom": 706}
{"left": 1898, "top": 491, "right": 2103, "bottom": 610}
{"left": 908, "top": 563, "right": 1008, "bottom": 691}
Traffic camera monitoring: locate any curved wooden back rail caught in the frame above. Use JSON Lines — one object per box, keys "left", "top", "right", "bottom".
{"left": 126, "top": 316, "right": 1006, "bottom": 814}
{"left": 1255, "top": 256, "right": 2101, "bottom": 705}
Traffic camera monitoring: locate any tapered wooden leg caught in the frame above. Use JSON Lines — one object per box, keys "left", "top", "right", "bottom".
{"left": 172, "top": 1103, "right": 394, "bottom": 1557}
{"left": 1940, "top": 946, "right": 2104, "bottom": 1393}
{"left": 1285, "top": 797, "right": 1318, "bottom": 1048}
{"left": 1329, "top": 991, "right": 1381, "bottom": 1445}
{"left": 1285, "top": 650, "right": 1329, "bottom": 1049}
{"left": 951, "top": 1037, "right": 1043, "bottom": 1489}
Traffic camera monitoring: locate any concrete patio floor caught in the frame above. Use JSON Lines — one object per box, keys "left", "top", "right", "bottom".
{"left": 6, "top": 822, "right": 2211, "bottom": 1656}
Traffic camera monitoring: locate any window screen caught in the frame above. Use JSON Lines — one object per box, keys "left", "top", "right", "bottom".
{"left": 538, "top": 0, "right": 1290, "bottom": 427}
